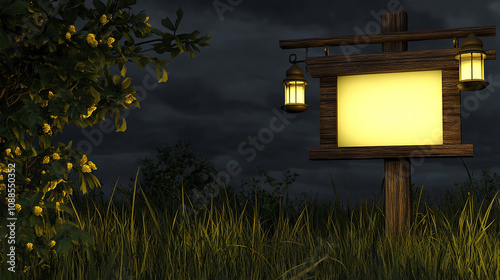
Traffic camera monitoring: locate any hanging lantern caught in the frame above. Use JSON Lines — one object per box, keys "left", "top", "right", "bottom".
{"left": 455, "top": 34, "right": 489, "bottom": 91}
{"left": 282, "top": 63, "right": 308, "bottom": 113}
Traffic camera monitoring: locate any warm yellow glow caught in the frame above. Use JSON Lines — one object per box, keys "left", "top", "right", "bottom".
{"left": 337, "top": 70, "right": 443, "bottom": 147}
{"left": 284, "top": 81, "right": 305, "bottom": 104}
{"left": 460, "top": 53, "right": 484, "bottom": 80}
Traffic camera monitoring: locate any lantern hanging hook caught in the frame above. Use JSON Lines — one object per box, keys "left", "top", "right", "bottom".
{"left": 289, "top": 53, "right": 306, "bottom": 64}
{"left": 453, "top": 37, "right": 459, "bottom": 48}
{"left": 324, "top": 45, "right": 329, "bottom": 56}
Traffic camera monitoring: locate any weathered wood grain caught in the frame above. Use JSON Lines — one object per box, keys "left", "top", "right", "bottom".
{"left": 280, "top": 25, "right": 496, "bottom": 49}
{"left": 306, "top": 49, "right": 496, "bottom": 78}
{"left": 442, "top": 69, "right": 461, "bottom": 144}
{"left": 308, "top": 144, "right": 474, "bottom": 160}
{"left": 319, "top": 77, "right": 337, "bottom": 146}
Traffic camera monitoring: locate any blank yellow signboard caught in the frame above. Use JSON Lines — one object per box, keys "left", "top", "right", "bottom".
{"left": 337, "top": 70, "right": 443, "bottom": 147}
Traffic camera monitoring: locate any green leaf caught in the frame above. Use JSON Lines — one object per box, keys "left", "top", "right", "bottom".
{"left": 113, "top": 75, "right": 121, "bottom": 85}
{"left": 73, "top": 229, "right": 94, "bottom": 244}
{"left": 175, "top": 37, "right": 183, "bottom": 51}
{"left": 29, "top": 191, "right": 44, "bottom": 207}
{"left": 89, "top": 173, "right": 102, "bottom": 188}
{"left": 55, "top": 238, "right": 72, "bottom": 254}
{"left": 93, "top": 0, "right": 105, "bottom": 13}
{"left": 122, "top": 31, "right": 134, "bottom": 45}
{"left": 35, "top": 224, "right": 44, "bottom": 237}
{"left": 120, "top": 63, "right": 127, "bottom": 77}
{"left": 121, "top": 77, "right": 131, "bottom": 89}
{"left": 90, "top": 87, "right": 101, "bottom": 103}
{"left": 117, "top": 0, "right": 137, "bottom": 9}
{"left": 0, "top": 29, "right": 12, "bottom": 50}
{"left": 158, "top": 69, "right": 168, "bottom": 83}
{"left": 79, "top": 173, "right": 87, "bottom": 194}
{"left": 116, "top": 117, "right": 126, "bottom": 132}
{"left": 161, "top": 18, "right": 175, "bottom": 31}
{"left": 38, "top": 66, "right": 56, "bottom": 89}
{"left": 1, "top": 1, "right": 28, "bottom": 15}
{"left": 175, "top": 7, "right": 183, "bottom": 29}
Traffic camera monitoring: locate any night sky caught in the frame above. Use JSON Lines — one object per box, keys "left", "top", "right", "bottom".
{"left": 60, "top": 0, "right": 500, "bottom": 205}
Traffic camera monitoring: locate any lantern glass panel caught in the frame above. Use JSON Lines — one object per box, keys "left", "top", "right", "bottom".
{"left": 460, "top": 52, "right": 484, "bottom": 80}
{"left": 284, "top": 81, "right": 305, "bottom": 104}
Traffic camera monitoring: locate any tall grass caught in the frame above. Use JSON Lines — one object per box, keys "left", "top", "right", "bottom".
{"left": 10, "top": 170, "right": 500, "bottom": 279}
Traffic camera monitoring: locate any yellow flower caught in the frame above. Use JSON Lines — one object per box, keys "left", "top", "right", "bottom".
{"left": 48, "top": 91, "right": 54, "bottom": 98}
{"left": 49, "top": 240, "right": 56, "bottom": 248}
{"left": 81, "top": 105, "right": 97, "bottom": 119}
{"left": 14, "top": 147, "right": 21, "bottom": 156}
{"left": 41, "top": 100, "right": 48, "bottom": 107}
{"left": 144, "top": 16, "right": 149, "bottom": 23}
{"left": 41, "top": 170, "right": 46, "bottom": 175}
{"left": 88, "top": 105, "right": 97, "bottom": 115}
{"left": 42, "top": 123, "right": 51, "bottom": 134}
{"left": 26, "top": 243, "right": 33, "bottom": 252}
{"left": 100, "top": 14, "right": 108, "bottom": 25}
{"left": 55, "top": 202, "right": 61, "bottom": 211}
{"left": 26, "top": 178, "right": 31, "bottom": 184}
{"left": 0, "top": 163, "right": 8, "bottom": 173}
{"left": 0, "top": 174, "right": 3, "bottom": 180}
{"left": 69, "top": 25, "right": 76, "bottom": 33}
{"left": 107, "top": 37, "right": 115, "bottom": 48}
{"left": 86, "top": 33, "right": 98, "bottom": 48}
{"left": 50, "top": 115, "right": 58, "bottom": 119}
{"left": 125, "top": 94, "right": 136, "bottom": 104}
{"left": 0, "top": 184, "right": 5, "bottom": 191}
{"left": 80, "top": 154, "right": 87, "bottom": 165}
{"left": 88, "top": 161, "right": 97, "bottom": 170}
{"left": 67, "top": 162, "right": 73, "bottom": 171}
{"left": 48, "top": 180, "right": 58, "bottom": 191}
{"left": 65, "top": 32, "right": 71, "bottom": 40}
{"left": 81, "top": 164, "right": 91, "bottom": 173}
{"left": 32, "top": 206, "right": 42, "bottom": 216}
{"left": 15, "top": 204, "right": 21, "bottom": 212}
{"left": 52, "top": 153, "right": 60, "bottom": 160}
{"left": 43, "top": 156, "right": 50, "bottom": 164}
{"left": 5, "top": 148, "right": 11, "bottom": 156}
{"left": 100, "top": 14, "right": 109, "bottom": 25}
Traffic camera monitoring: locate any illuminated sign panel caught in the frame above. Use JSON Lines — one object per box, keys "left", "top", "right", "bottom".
{"left": 337, "top": 70, "right": 443, "bottom": 147}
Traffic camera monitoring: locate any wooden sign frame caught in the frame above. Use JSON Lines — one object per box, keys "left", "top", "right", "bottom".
{"left": 280, "top": 25, "right": 496, "bottom": 161}
{"left": 306, "top": 48, "right": 495, "bottom": 160}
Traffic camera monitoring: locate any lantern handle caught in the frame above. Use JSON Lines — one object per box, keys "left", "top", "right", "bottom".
{"left": 288, "top": 53, "right": 306, "bottom": 64}
{"left": 453, "top": 37, "right": 459, "bottom": 48}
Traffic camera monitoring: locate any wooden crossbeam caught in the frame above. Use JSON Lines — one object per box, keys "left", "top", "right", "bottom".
{"left": 279, "top": 25, "right": 496, "bottom": 49}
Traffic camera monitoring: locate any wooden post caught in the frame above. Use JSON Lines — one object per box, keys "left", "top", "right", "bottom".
{"left": 381, "top": 12, "right": 412, "bottom": 238}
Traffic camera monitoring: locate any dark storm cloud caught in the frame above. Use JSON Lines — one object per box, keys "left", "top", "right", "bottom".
{"left": 62, "top": 0, "right": 500, "bottom": 204}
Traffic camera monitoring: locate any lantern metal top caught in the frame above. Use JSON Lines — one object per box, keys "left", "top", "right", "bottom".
{"left": 282, "top": 63, "right": 308, "bottom": 85}
{"left": 455, "top": 33, "right": 487, "bottom": 58}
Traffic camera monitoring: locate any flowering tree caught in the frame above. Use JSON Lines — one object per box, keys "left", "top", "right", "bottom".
{"left": 0, "top": 0, "right": 210, "bottom": 269}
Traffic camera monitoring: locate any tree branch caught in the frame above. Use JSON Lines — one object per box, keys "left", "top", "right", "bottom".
{"left": 134, "top": 39, "right": 162, "bottom": 47}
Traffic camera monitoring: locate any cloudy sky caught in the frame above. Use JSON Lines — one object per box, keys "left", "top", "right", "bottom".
{"left": 60, "top": 0, "right": 500, "bottom": 205}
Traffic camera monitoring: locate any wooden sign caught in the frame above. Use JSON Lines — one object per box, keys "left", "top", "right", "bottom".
{"left": 280, "top": 23, "right": 496, "bottom": 161}
{"left": 279, "top": 12, "right": 496, "bottom": 237}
